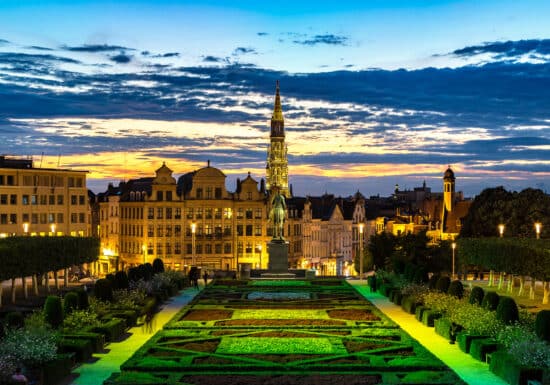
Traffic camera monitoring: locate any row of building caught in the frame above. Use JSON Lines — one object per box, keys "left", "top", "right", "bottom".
{"left": 0, "top": 83, "right": 471, "bottom": 276}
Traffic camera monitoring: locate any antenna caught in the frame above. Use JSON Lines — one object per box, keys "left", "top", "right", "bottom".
{"left": 39, "top": 152, "right": 44, "bottom": 168}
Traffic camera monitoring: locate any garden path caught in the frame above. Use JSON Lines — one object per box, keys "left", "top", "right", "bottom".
{"left": 350, "top": 281, "right": 507, "bottom": 385}
{"left": 68, "top": 283, "right": 205, "bottom": 385}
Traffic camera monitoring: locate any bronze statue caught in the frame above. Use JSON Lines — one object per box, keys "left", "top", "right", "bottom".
{"left": 269, "top": 187, "right": 286, "bottom": 240}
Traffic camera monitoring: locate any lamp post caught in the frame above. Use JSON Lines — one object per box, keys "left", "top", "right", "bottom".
{"left": 359, "top": 223, "right": 364, "bottom": 282}
{"left": 191, "top": 222, "right": 196, "bottom": 266}
{"left": 23, "top": 222, "right": 29, "bottom": 235}
{"left": 50, "top": 223, "right": 56, "bottom": 236}
{"left": 142, "top": 244, "right": 147, "bottom": 264}
{"left": 498, "top": 224, "right": 504, "bottom": 238}
{"left": 258, "top": 244, "right": 262, "bottom": 269}
{"left": 535, "top": 222, "right": 541, "bottom": 240}
{"left": 451, "top": 242, "right": 456, "bottom": 280}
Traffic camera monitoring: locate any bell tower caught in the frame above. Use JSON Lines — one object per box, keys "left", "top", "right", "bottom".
{"left": 443, "top": 166, "right": 455, "bottom": 212}
{"left": 266, "top": 81, "right": 290, "bottom": 197}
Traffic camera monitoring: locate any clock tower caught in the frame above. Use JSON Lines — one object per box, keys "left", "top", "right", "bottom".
{"left": 266, "top": 81, "right": 290, "bottom": 197}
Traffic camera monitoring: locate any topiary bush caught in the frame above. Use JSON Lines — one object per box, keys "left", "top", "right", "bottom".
{"left": 496, "top": 296, "right": 519, "bottom": 325}
{"left": 127, "top": 267, "right": 141, "bottom": 282}
{"left": 5, "top": 312, "right": 24, "bottom": 329}
{"left": 63, "top": 292, "right": 79, "bottom": 315}
{"left": 469, "top": 286, "right": 485, "bottom": 306}
{"left": 94, "top": 278, "right": 114, "bottom": 302}
{"left": 535, "top": 310, "right": 550, "bottom": 343}
{"left": 435, "top": 276, "right": 451, "bottom": 293}
{"left": 114, "top": 271, "right": 129, "bottom": 290}
{"left": 481, "top": 291, "right": 500, "bottom": 311}
{"left": 44, "top": 295, "right": 64, "bottom": 329}
{"left": 143, "top": 263, "right": 154, "bottom": 280}
{"left": 428, "top": 274, "right": 440, "bottom": 290}
{"left": 393, "top": 259, "right": 405, "bottom": 275}
{"left": 152, "top": 258, "right": 165, "bottom": 274}
{"left": 77, "top": 288, "right": 89, "bottom": 310}
{"left": 404, "top": 263, "right": 416, "bottom": 282}
{"left": 447, "top": 280, "right": 464, "bottom": 299}
{"left": 413, "top": 267, "right": 429, "bottom": 284}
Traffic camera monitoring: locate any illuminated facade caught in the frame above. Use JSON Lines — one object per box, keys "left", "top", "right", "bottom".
{"left": 0, "top": 155, "right": 90, "bottom": 238}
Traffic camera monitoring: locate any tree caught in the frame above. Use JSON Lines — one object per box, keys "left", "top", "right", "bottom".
{"left": 354, "top": 248, "right": 374, "bottom": 276}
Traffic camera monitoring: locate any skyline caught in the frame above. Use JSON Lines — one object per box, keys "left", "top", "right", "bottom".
{"left": 1, "top": 1, "right": 549, "bottom": 197}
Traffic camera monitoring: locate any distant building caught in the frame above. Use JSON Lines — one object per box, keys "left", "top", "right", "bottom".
{"left": 0, "top": 155, "right": 90, "bottom": 238}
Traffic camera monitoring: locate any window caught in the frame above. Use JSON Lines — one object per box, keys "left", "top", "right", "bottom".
{"left": 246, "top": 209, "right": 253, "bottom": 219}
{"left": 215, "top": 187, "right": 222, "bottom": 199}
{"left": 148, "top": 242, "right": 154, "bottom": 255}
{"left": 166, "top": 225, "right": 172, "bottom": 237}
{"left": 68, "top": 177, "right": 74, "bottom": 187}
{"left": 31, "top": 213, "right": 38, "bottom": 224}
{"left": 237, "top": 225, "right": 243, "bottom": 236}
{"left": 79, "top": 213, "right": 85, "bottom": 223}
{"left": 0, "top": 194, "right": 6, "bottom": 204}
{"left": 245, "top": 242, "right": 252, "bottom": 253}
{"left": 166, "top": 191, "right": 172, "bottom": 201}
{"left": 195, "top": 244, "right": 202, "bottom": 254}
{"left": 206, "top": 187, "right": 212, "bottom": 199}
{"left": 57, "top": 195, "right": 63, "bottom": 205}
{"left": 223, "top": 208, "right": 232, "bottom": 219}
{"left": 215, "top": 243, "right": 222, "bottom": 254}
{"left": 157, "top": 207, "right": 163, "bottom": 219}
{"left": 224, "top": 225, "right": 231, "bottom": 236}
{"left": 147, "top": 208, "right": 154, "bottom": 219}
{"left": 49, "top": 195, "right": 55, "bottom": 205}
{"left": 23, "top": 213, "right": 29, "bottom": 223}
{"left": 186, "top": 208, "right": 193, "bottom": 219}
{"left": 76, "top": 177, "right": 83, "bottom": 187}
{"left": 205, "top": 244, "right": 212, "bottom": 254}
{"left": 71, "top": 213, "right": 77, "bottom": 223}
{"left": 205, "top": 208, "right": 212, "bottom": 219}
{"left": 186, "top": 243, "right": 192, "bottom": 254}
{"left": 255, "top": 225, "right": 262, "bottom": 236}
{"left": 246, "top": 225, "right": 253, "bottom": 236}
{"left": 224, "top": 243, "right": 231, "bottom": 254}
{"left": 175, "top": 208, "right": 181, "bottom": 219}
{"left": 237, "top": 241, "right": 243, "bottom": 254}
{"left": 157, "top": 191, "right": 163, "bottom": 201}
{"left": 166, "top": 208, "right": 172, "bottom": 219}
{"left": 48, "top": 213, "right": 55, "bottom": 223}
{"left": 31, "top": 195, "right": 38, "bottom": 205}
{"left": 0, "top": 175, "right": 3, "bottom": 185}
{"left": 7, "top": 175, "right": 14, "bottom": 185}
{"left": 215, "top": 224, "right": 222, "bottom": 237}
{"left": 40, "top": 213, "right": 47, "bottom": 224}
{"left": 57, "top": 213, "right": 63, "bottom": 223}
{"left": 205, "top": 224, "right": 212, "bottom": 237}
{"left": 175, "top": 225, "right": 181, "bottom": 236}
{"left": 40, "top": 195, "right": 47, "bottom": 205}
{"left": 0, "top": 214, "right": 6, "bottom": 224}
{"left": 9, "top": 214, "right": 16, "bottom": 224}
{"left": 148, "top": 225, "right": 154, "bottom": 237}
{"left": 174, "top": 242, "right": 181, "bottom": 255}
{"left": 214, "top": 208, "right": 221, "bottom": 219}
{"left": 157, "top": 225, "right": 163, "bottom": 237}
{"left": 196, "top": 208, "right": 203, "bottom": 219}
{"left": 22, "top": 195, "right": 29, "bottom": 205}
{"left": 255, "top": 208, "right": 262, "bottom": 219}
{"left": 9, "top": 195, "right": 16, "bottom": 205}
{"left": 165, "top": 241, "right": 171, "bottom": 255}
{"left": 79, "top": 195, "right": 85, "bottom": 205}
{"left": 237, "top": 208, "right": 244, "bottom": 219}
{"left": 196, "top": 188, "right": 203, "bottom": 199}
{"left": 156, "top": 243, "right": 163, "bottom": 255}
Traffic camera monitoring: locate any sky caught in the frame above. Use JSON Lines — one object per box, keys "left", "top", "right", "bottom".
{"left": 0, "top": 0, "right": 549, "bottom": 198}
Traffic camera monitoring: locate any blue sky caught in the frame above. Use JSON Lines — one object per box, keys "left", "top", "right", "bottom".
{"left": 0, "top": 0, "right": 549, "bottom": 197}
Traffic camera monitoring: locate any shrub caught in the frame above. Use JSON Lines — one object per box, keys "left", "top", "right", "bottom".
{"left": 5, "top": 312, "right": 24, "bottom": 329}
{"left": 113, "top": 289, "right": 147, "bottom": 309}
{"left": 77, "top": 288, "right": 89, "bottom": 310}
{"left": 128, "top": 266, "right": 141, "bottom": 282}
{"left": 481, "top": 291, "right": 500, "bottom": 311}
{"left": 0, "top": 326, "right": 58, "bottom": 367}
{"left": 404, "top": 263, "right": 416, "bottom": 282}
{"left": 469, "top": 286, "right": 484, "bottom": 306}
{"left": 412, "top": 267, "right": 429, "bottom": 284}
{"left": 447, "top": 280, "right": 464, "bottom": 299}
{"left": 450, "top": 302, "right": 503, "bottom": 337}
{"left": 496, "top": 296, "right": 519, "bottom": 325}
{"left": 44, "top": 295, "right": 64, "bottom": 329}
{"left": 63, "top": 310, "right": 101, "bottom": 332}
{"left": 114, "top": 271, "right": 129, "bottom": 290}
{"left": 24, "top": 311, "right": 48, "bottom": 331}
{"left": 94, "top": 278, "right": 114, "bottom": 302}
{"left": 143, "top": 263, "right": 154, "bottom": 281}
{"left": 497, "top": 325, "right": 550, "bottom": 368}
{"left": 152, "top": 258, "right": 165, "bottom": 274}
{"left": 428, "top": 274, "right": 440, "bottom": 290}
{"left": 393, "top": 259, "right": 405, "bottom": 274}
{"left": 435, "top": 276, "right": 451, "bottom": 293}
{"left": 422, "top": 310, "right": 442, "bottom": 327}
{"left": 535, "top": 310, "right": 550, "bottom": 343}
{"left": 63, "top": 292, "right": 79, "bottom": 315}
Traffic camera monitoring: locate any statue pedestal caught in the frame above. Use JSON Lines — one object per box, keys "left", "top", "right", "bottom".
{"left": 261, "top": 240, "right": 295, "bottom": 279}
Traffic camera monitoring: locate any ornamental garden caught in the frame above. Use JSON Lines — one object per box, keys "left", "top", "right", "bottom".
{"left": 107, "top": 279, "right": 465, "bottom": 385}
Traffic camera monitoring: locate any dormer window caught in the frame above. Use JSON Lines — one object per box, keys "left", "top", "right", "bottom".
{"left": 157, "top": 191, "right": 163, "bottom": 201}
{"left": 196, "top": 188, "right": 203, "bottom": 199}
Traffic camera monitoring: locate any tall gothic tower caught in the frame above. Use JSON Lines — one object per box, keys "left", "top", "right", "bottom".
{"left": 443, "top": 165, "right": 455, "bottom": 212}
{"left": 266, "top": 81, "right": 290, "bottom": 197}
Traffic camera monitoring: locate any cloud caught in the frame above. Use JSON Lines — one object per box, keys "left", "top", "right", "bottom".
{"left": 293, "top": 34, "right": 348, "bottom": 46}
{"left": 63, "top": 44, "right": 134, "bottom": 52}
{"left": 257, "top": 32, "right": 269, "bottom": 36}
{"left": 450, "top": 39, "right": 550, "bottom": 59}
{"left": 202, "top": 55, "right": 225, "bottom": 63}
{"left": 0, "top": 38, "right": 10, "bottom": 45}
{"left": 27, "top": 45, "right": 53, "bottom": 51}
{"left": 233, "top": 47, "right": 257, "bottom": 55}
{"left": 142, "top": 51, "right": 180, "bottom": 58}
{"left": 110, "top": 53, "right": 132, "bottom": 63}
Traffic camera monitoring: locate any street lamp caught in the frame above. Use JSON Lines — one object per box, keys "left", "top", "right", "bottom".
{"left": 191, "top": 222, "right": 196, "bottom": 266}
{"left": 22, "top": 222, "right": 29, "bottom": 235}
{"left": 50, "top": 223, "right": 56, "bottom": 235}
{"left": 498, "top": 224, "right": 504, "bottom": 238}
{"left": 359, "top": 223, "right": 364, "bottom": 282}
{"left": 258, "top": 244, "right": 262, "bottom": 269}
{"left": 535, "top": 222, "right": 541, "bottom": 239}
{"left": 142, "top": 244, "right": 147, "bottom": 264}
{"left": 451, "top": 242, "right": 456, "bottom": 280}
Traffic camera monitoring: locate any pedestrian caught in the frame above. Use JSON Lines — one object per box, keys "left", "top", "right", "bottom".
{"left": 203, "top": 270, "right": 208, "bottom": 286}
{"left": 12, "top": 367, "right": 28, "bottom": 384}
{"left": 145, "top": 310, "right": 154, "bottom": 334}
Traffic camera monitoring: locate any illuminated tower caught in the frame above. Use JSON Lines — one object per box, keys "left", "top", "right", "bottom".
{"left": 443, "top": 165, "right": 455, "bottom": 212}
{"left": 266, "top": 81, "right": 290, "bottom": 197}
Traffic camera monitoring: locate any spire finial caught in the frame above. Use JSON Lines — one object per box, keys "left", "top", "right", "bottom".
{"left": 272, "top": 80, "right": 283, "bottom": 122}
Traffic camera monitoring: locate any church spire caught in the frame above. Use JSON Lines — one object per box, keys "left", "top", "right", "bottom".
{"left": 270, "top": 80, "right": 284, "bottom": 137}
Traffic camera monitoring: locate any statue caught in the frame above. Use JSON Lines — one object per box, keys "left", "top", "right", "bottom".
{"left": 269, "top": 187, "right": 286, "bottom": 240}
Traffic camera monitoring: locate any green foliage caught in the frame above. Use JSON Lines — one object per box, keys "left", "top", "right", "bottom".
{"left": 496, "top": 296, "right": 519, "bottom": 325}
{"left": 535, "top": 310, "right": 550, "bottom": 343}
{"left": 77, "top": 288, "right": 89, "bottom": 310}
{"left": 435, "top": 276, "right": 451, "bottom": 293}
{"left": 5, "top": 311, "right": 24, "bottom": 329}
{"left": 152, "top": 258, "right": 165, "bottom": 274}
{"left": 469, "top": 286, "right": 485, "bottom": 305}
{"left": 427, "top": 274, "right": 440, "bottom": 290}
{"left": 44, "top": 295, "right": 64, "bottom": 329}
{"left": 412, "top": 267, "right": 429, "bottom": 284}
{"left": 497, "top": 325, "right": 550, "bottom": 368}
{"left": 63, "top": 310, "right": 101, "bottom": 332}
{"left": 400, "top": 283, "right": 429, "bottom": 303}
{"left": 481, "top": 291, "right": 500, "bottom": 311}
{"left": 0, "top": 236, "right": 99, "bottom": 281}
{"left": 0, "top": 324, "right": 58, "bottom": 367}
{"left": 353, "top": 248, "right": 374, "bottom": 276}
{"left": 63, "top": 291, "right": 79, "bottom": 315}
{"left": 95, "top": 278, "right": 114, "bottom": 302}
{"left": 128, "top": 266, "right": 141, "bottom": 282}
{"left": 404, "top": 263, "right": 416, "bottom": 281}
{"left": 447, "top": 280, "right": 464, "bottom": 299}
{"left": 113, "top": 289, "right": 147, "bottom": 310}
{"left": 368, "top": 232, "right": 397, "bottom": 269}
{"left": 24, "top": 310, "right": 48, "bottom": 331}
{"left": 114, "top": 271, "right": 130, "bottom": 290}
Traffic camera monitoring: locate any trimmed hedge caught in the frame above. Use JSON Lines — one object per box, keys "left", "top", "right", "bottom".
{"left": 401, "top": 296, "right": 420, "bottom": 314}
{"left": 470, "top": 338, "right": 498, "bottom": 362}
{"left": 489, "top": 350, "right": 544, "bottom": 385}
{"left": 447, "top": 280, "right": 464, "bottom": 299}
{"left": 421, "top": 310, "right": 442, "bottom": 327}
{"left": 6, "top": 311, "right": 24, "bottom": 329}
{"left": 63, "top": 292, "right": 79, "bottom": 315}
{"left": 469, "top": 286, "right": 485, "bottom": 306}
{"left": 61, "top": 332, "right": 104, "bottom": 353}
{"left": 535, "top": 310, "right": 550, "bottom": 343}
{"left": 77, "top": 288, "right": 89, "bottom": 310}
{"left": 58, "top": 338, "right": 93, "bottom": 362}
{"left": 90, "top": 318, "right": 126, "bottom": 342}
{"left": 456, "top": 332, "right": 488, "bottom": 353}
{"left": 44, "top": 295, "right": 63, "bottom": 329}
{"left": 428, "top": 274, "right": 440, "bottom": 290}
{"left": 94, "top": 278, "right": 114, "bottom": 302}
{"left": 105, "top": 310, "right": 139, "bottom": 328}
{"left": 43, "top": 353, "right": 75, "bottom": 385}
{"left": 415, "top": 305, "right": 429, "bottom": 322}
{"left": 496, "top": 296, "right": 519, "bottom": 325}
{"left": 435, "top": 276, "right": 451, "bottom": 293}
{"left": 481, "top": 291, "right": 500, "bottom": 311}
{"left": 435, "top": 317, "right": 453, "bottom": 340}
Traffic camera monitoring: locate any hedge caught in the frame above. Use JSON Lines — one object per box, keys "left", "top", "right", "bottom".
{"left": 456, "top": 332, "right": 488, "bottom": 354}
{"left": 89, "top": 318, "right": 126, "bottom": 342}
{"left": 489, "top": 350, "right": 544, "bottom": 385}
{"left": 58, "top": 338, "right": 93, "bottom": 362}
{"left": 421, "top": 310, "right": 442, "bottom": 327}
{"left": 470, "top": 338, "right": 498, "bottom": 362}
{"left": 60, "top": 332, "right": 104, "bottom": 353}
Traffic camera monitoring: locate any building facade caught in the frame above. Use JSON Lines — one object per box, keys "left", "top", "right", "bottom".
{"left": 0, "top": 156, "right": 90, "bottom": 238}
